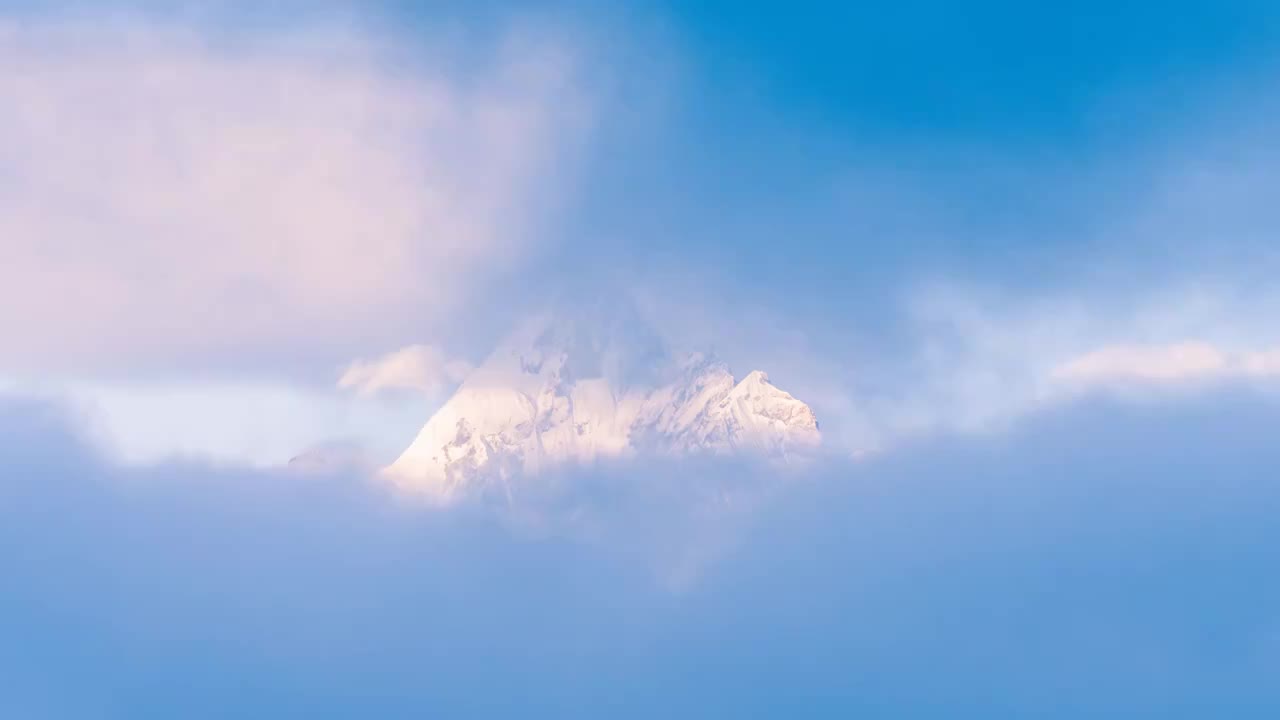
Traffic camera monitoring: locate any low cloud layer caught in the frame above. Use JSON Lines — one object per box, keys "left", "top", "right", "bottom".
{"left": 4, "top": 392, "right": 1280, "bottom": 717}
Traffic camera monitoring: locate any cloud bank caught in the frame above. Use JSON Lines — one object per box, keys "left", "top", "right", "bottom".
{"left": 0, "top": 16, "right": 586, "bottom": 376}
{"left": 4, "top": 391, "right": 1280, "bottom": 717}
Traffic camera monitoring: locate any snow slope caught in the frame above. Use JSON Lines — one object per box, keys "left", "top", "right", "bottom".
{"left": 382, "top": 312, "right": 820, "bottom": 501}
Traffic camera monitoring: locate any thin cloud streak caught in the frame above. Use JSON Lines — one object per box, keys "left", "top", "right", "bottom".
{"left": 339, "top": 344, "right": 473, "bottom": 398}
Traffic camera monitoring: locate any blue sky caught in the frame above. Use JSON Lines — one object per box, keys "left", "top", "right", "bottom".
{"left": 3, "top": 1, "right": 1280, "bottom": 716}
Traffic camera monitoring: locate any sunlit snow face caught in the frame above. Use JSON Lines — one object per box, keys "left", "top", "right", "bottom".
{"left": 382, "top": 302, "right": 822, "bottom": 501}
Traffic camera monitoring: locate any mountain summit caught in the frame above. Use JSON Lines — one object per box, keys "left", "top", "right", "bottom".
{"left": 382, "top": 310, "right": 820, "bottom": 501}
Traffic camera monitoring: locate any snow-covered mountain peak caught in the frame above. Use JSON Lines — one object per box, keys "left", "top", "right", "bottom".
{"left": 382, "top": 310, "right": 820, "bottom": 501}
{"left": 736, "top": 369, "right": 770, "bottom": 389}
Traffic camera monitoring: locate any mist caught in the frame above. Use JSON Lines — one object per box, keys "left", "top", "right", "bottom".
{"left": 4, "top": 390, "right": 1278, "bottom": 717}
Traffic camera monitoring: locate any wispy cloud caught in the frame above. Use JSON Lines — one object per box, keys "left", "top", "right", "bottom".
{"left": 863, "top": 281, "right": 1280, "bottom": 446}
{"left": 1051, "top": 342, "right": 1280, "bottom": 385}
{"left": 338, "top": 344, "right": 473, "bottom": 397}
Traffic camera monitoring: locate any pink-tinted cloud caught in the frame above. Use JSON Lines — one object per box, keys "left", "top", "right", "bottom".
{"left": 339, "top": 344, "right": 472, "bottom": 397}
{"left": 0, "top": 18, "right": 587, "bottom": 375}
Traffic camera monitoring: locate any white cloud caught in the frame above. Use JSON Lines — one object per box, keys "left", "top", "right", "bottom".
{"left": 39, "top": 378, "right": 428, "bottom": 467}
{"left": 1050, "top": 342, "right": 1229, "bottom": 383}
{"left": 338, "top": 344, "right": 472, "bottom": 397}
{"left": 840, "top": 277, "right": 1280, "bottom": 451}
{"left": 0, "top": 17, "right": 586, "bottom": 375}
{"left": 1051, "top": 342, "right": 1280, "bottom": 387}
{"left": 1239, "top": 349, "right": 1280, "bottom": 377}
